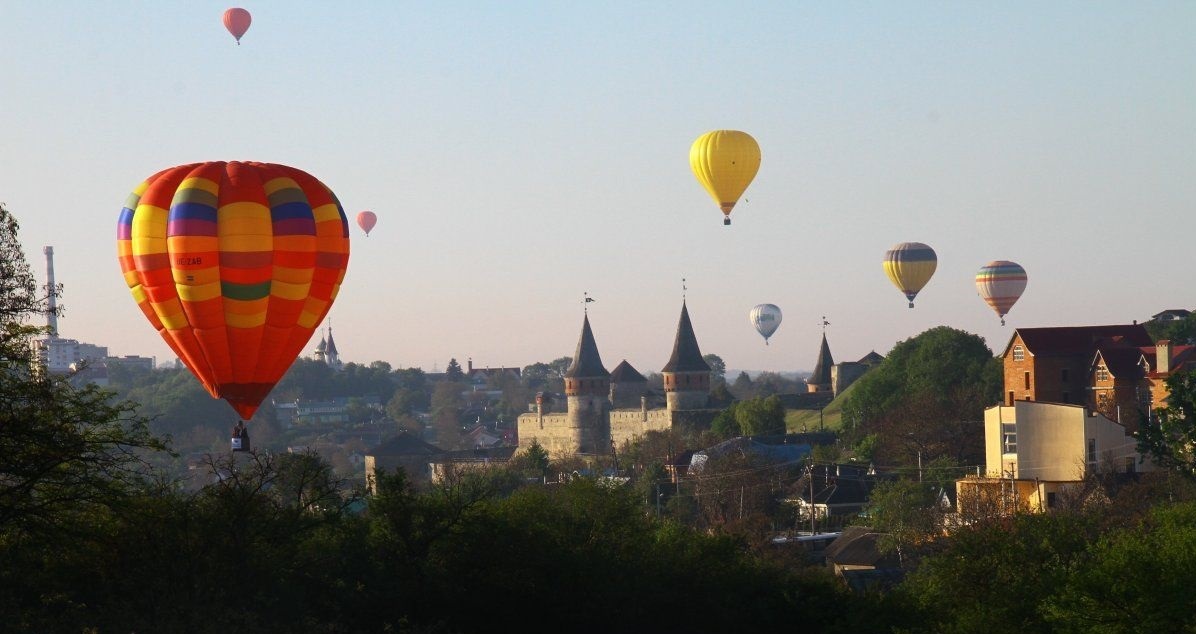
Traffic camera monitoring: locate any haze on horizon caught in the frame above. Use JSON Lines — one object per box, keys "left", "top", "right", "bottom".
{"left": 2, "top": 1, "right": 1192, "bottom": 376}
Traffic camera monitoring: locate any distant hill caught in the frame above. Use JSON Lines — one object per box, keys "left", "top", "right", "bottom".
{"left": 784, "top": 380, "right": 859, "bottom": 433}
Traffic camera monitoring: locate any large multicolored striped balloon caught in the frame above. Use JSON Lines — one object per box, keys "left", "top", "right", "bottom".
{"left": 976, "top": 260, "right": 1027, "bottom": 326}
{"left": 117, "top": 162, "right": 350, "bottom": 420}
{"left": 883, "top": 242, "right": 937, "bottom": 308}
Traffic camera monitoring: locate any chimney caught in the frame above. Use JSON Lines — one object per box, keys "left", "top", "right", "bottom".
{"left": 1158, "top": 340, "right": 1173, "bottom": 374}
{"left": 43, "top": 246, "right": 58, "bottom": 337}
{"left": 641, "top": 394, "right": 648, "bottom": 422}
{"left": 467, "top": 357, "right": 473, "bottom": 373}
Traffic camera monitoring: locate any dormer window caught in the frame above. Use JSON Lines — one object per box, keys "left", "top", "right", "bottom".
{"left": 1013, "top": 345, "right": 1025, "bottom": 361}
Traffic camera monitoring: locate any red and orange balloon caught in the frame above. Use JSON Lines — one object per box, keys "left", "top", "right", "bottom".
{"left": 117, "top": 162, "right": 350, "bottom": 420}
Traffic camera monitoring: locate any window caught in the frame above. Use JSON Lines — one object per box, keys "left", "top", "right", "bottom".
{"left": 1047, "top": 492, "right": 1057, "bottom": 508}
{"left": 1008, "top": 390, "right": 1015, "bottom": 405}
{"left": 1024, "top": 372, "right": 1031, "bottom": 390}
{"left": 1096, "top": 365, "right": 1110, "bottom": 381}
{"left": 1002, "top": 423, "right": 1017, "bottom": 454}
{"left": 1087, "top": 439, "right": 1097, "bottom": 464}
{"left": 1013, "top": 345, "right": 1025, "bottom": 361}
{"left": 1061, "top": 368, "right": 1069, "bottom": 382}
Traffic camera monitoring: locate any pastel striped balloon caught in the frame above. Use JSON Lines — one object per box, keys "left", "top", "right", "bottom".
{"left": 883, "top": 242, "right": 937, "bottom": 308}
{"left": 975, "top": 260, "right": 1027, "bottom": 326}
{"left": 117, "top": 162, "right": 350, "bottom": 420}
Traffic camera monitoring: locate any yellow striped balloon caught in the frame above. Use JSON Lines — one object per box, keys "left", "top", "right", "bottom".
{"left": 689, "top": 130, "right": 761, "bottom": 225}
{"left": 976, "top": 260, "right": 1027, "bottom": 326}
{"left": 883, "top": 242, "right": 937, "bottom": 308}
{"left": 117, "top": 161, "right": 350, "bottom": 420}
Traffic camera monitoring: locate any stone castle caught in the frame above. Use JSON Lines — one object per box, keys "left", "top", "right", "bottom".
{"left": 516, "top": 302, "right": 719, "bottom": 458}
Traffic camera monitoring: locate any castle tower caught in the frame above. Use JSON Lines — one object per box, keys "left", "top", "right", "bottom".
{"left": 661, "top": 302, "right": 710, "bottom": 411}
{"left": 806, "top": 333, "right": 834, "bottom": 393}
{"left": 564, "top": 314, "right": 611, "bottom": 454}
{"left": 609, "top": 360, "right": 648, "bottom": 409}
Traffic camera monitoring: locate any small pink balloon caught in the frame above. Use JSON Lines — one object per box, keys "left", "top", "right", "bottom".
{"left": 356, "top": 211, "right": 378, "bottom": 236}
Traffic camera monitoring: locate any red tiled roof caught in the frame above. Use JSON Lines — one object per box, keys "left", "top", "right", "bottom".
{"left": 1004, "top": 325, "right": 1152, "bottom": 357}
{"left": 1143, "top": 345, "right": 1196, "bottom": 378}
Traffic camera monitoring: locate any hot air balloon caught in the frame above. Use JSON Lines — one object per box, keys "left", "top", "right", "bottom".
{"left": 223, "top": 8, "right": 252, "bottom": 44}
{"left": 749, "top": 304, "right": 783, "bottom": 345}
{"left": 356, "top": 211, "right": 377, "bottom": 236}
{"left": 117, "top": 161, "right": 350, "bottom": 432}
{"left": 976, "top": 260, "right": 1027, "bottom": 326}
{"left": 883, "top": 242, "right": 937, "bottom": 308}
{"left": 689, "top": 130, "right": 761, "bottom": 226}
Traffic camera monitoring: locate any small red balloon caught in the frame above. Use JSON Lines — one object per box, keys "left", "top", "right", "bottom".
{"left": 356, "top": 211, "right": 377, "bottom": 236}
{"left": 223, "top": 8, "right": 252, "bottom": 44}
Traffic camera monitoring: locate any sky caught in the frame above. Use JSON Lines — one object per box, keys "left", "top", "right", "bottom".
{"left": 2, "top": 1, "right": 1194, "bottom": 376}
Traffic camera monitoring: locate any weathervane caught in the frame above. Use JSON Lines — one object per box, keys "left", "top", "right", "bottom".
{"left": 583, "top": 291, "right": 595, "bottom": 313}
{"left": 819, "top": 316, "right": 830, "bottom": 333}
{"left": 682, "top": 277, "right": 687, "bottom": 301}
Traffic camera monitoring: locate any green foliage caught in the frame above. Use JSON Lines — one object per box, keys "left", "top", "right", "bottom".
{"left": 1143, "top": 313, "right": 1196, "bottom": 345}
{"left": 860, "top": 479, "right": 941, "bottom": 563}
{"left": 711, "top": 396, "right": 786, "bottom": 438}
{"left": 510, "top": 438, "right": 550, "bottom": 478}
{"left": 444, "top": 357, "right": 464, "bottom": 382}
{"left": 1044, "top": 502, "right": 1196, "bottom": 633}
{"left": 899, "top": 512, "right": 1098, "bottom": 634}
{"left": 704, "top": 353, "right": 727, "bottom": 385}
{"left": 842, "top": 326, "right": 1001, "bottom": 465}
{"left": 1137, "top": 370, "right": 1196, "bottom": 479}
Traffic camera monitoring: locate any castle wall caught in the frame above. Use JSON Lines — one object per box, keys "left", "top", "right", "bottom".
{"left": 832, "top": 362, "right": 868, "bottom": 397}
{"left": 516, "top": 412, "right": 577, "bottom": 458}
{"left": 610, "top": 408, "right": 672, "bottom": 448}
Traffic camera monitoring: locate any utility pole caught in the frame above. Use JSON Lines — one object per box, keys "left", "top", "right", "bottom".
{"left": 656, "top": 483, "right": 662, "bottom": 517}
{"left": 918, "top": 451, "right": 923, "bottom": 483}
{"left": 809, "top": 464, "right": 817, "bottom": 534}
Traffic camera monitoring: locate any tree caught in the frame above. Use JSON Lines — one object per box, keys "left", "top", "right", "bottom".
{"left": 730, "top": 371, "right": 754, "bottom": 399}
{"left": 445, "top": 358, "right": 464, "bottom": 382}
{"left": 735, "top": 395, "right": 786, "bottom": 436}
{"left": 703, "top": 353, "right": 727, "bottom": 386}
{"left": 859, "top": 479, "right": 942, "bottom": 565}
{"left": 0, "top": 203, "right": 168, "bottom": 537}
{"left": 1137, "top": 369, "right": 1196, "bottom": 479}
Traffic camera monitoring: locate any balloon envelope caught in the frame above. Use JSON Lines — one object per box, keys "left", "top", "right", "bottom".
{"left": 883, "top": 242, "right": 937, "bottom": 307}
{"left": 689, "top": 130, "right": 761, "bottom": 225}
{"left": 356, "top": 211, "right": 377, "bottom": 236}
{"left": 976, "top": 260, "right": 1027, "bottom": 324}
{"left": 749, "top": 304, "right": 783, "bottom": 344}
{"left": 117, "top": 161, "right": 350, "bottom": 420}
{"left": 223, "top": 8, "right": 252, "bottom": 43}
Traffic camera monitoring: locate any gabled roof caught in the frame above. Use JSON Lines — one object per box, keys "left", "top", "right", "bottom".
{"left": 368, "top": 432, "right": 444, "bottom": 457}
{"left": 807, "top": 334, "right": 834, "bottom": 385}
{"left": 609, "top": 360, "right": 647, "bottom": 383}
{"left": 825, "top": 526, "right": 901, "bottom": 568}
{"left": 1092, "top": 346, "right": 1146, "bottom": 380}
{"left": 564, "top": 314, "right": 609, "bottom": 379}
{"left": 857, "top": 351, "right": 885, "bottom": 366}
{"left": 1003, "top": 325, "right": 1153, "bottom": 358}
{"left": 662, "top": 302, "right": 710, "bottom": 373}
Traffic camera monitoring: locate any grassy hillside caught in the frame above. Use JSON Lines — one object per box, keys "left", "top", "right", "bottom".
{"left": 784, "top": 380, "right": 859, "bottom": 433}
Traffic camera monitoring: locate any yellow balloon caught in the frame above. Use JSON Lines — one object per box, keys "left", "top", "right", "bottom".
{"left": 689, "top": 130, "right": 761, "bottom": 225}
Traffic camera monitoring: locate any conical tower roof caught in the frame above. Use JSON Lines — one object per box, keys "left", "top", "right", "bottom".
{"left": 315, "top": 336, "right": 327, "bottom": 353}
{"left": 610, "top": 360, "right": 647, "bottom": 383}
{"left": 325, "top": 327, "right": 339, "bottom": 357}
{"left": 808, "top": 333, "right": 834, "bottom": 385}
{"left": 662, "top": 302, "right": 710, "bottom": 373}
{"left": 564, "top": 314, "right": 609, "bottom": 378}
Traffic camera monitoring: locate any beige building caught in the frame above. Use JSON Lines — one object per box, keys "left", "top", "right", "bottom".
{"left": 517, "top": 302, "right": 718, "bottom": 459}
{"left": 956, "top": 400, "right": 1152, "bottom": 515}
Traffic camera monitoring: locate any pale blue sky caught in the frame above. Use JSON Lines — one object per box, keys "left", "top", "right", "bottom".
{"left": 2, "top": 1, "right": 1193, "bottom": 374}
